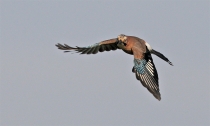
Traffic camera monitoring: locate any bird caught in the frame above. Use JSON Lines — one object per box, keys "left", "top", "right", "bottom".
{"left": 55, "top": 34, "right": 173, "bottom": 100}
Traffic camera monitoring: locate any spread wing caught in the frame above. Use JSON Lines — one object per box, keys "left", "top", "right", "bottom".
{"left": 55, "top": 38, "right": 119, "bottom": 54}
{"left": 132, "top": 47, "right": 161, "bottom": 100}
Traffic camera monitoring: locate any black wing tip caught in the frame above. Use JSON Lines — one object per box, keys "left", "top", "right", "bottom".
{"left": 148, "top": 88, "right": 161, "bottom": 101}
{"left": 55, "top": 43, "right": 77, "bottom": 52}
{"left": 154, "top": 93, "right": 161, "bottom": 101}
{"left": 55, "top": 43, "right": 61, "bottom": 47}
{"left": 55, "top": 43, "right": 65, "bottom": 48}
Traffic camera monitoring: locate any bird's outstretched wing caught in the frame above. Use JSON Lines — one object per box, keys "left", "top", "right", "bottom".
{"left": 56, "top": 38, "right": 119, "bottom": 54}
{"left": 132, "top": 48, "right": 161, "bottom": 100}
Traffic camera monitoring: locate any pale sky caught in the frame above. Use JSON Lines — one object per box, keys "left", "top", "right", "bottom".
{"left": 1, "top": 0, "right": 210, "bottom": 126}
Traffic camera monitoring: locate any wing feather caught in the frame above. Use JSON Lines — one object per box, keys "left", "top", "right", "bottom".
{"left": 110, "top": 44, "right": 118, "bottom": 50}
{"left": 99, "top": 45, "right": 105, "bottom": 52}
{"left": 87, "top": 48, "right": 96, "bottom": 54}
{"left": 105, "top": 45, "right": 111, "bottom": 51}
{"left": 55, "top": 38, "right": 119, "bottom": 54}
{"left": 92, "top": 46, "right": 100, "bottom": 54}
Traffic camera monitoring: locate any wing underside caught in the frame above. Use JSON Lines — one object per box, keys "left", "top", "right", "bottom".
{"left": 133, "top": 53, "right": 161, "bottom": 100}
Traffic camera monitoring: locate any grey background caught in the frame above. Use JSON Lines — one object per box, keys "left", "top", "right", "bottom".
{"left": 1, "top": 0, "right": 209, "bottom": 126}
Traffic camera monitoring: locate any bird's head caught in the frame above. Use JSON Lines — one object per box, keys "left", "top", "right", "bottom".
{"left": 117, "top": 34, "right": 127, "bottom": 45}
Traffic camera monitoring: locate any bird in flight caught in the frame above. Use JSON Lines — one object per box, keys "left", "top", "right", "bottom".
{"left": 56, "top": 34, "right": 173, "bottom": 100}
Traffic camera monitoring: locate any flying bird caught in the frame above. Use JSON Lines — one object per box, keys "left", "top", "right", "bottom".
{"left": 56, "top": 34, "right": 173, "bottom": 100}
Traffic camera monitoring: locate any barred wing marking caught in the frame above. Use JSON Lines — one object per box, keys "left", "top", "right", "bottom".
{"left": 133, "top": 53, "right": 160, "bottom": 100}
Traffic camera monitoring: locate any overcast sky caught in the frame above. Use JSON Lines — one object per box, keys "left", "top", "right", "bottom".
{"left": 1, "top": 0, "right": 210, "bottom": 126}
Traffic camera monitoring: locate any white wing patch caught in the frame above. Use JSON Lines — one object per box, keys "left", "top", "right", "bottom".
{"left": 145, "top": 42, "right": 152, "bottom": 51}
{"left": 139, "top": 71, "right": 158, "bottom": 90}
{"left": 145, "top": 60, "right": 154, "bottom": 76}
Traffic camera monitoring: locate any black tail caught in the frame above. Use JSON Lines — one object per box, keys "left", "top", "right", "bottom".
{"left": 151, "top": 49, "right": 173, "bottom": 66}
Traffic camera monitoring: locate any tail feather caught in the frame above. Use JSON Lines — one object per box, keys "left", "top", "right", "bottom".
{"left": 151, "top": 49, "right": 173, "bottom": 66}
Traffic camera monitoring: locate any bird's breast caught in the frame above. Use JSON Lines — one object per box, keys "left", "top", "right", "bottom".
{"left": 117, "top": 41, "right": 133, "bottom": 55}
{"left": 122, "top": 49, "right": 133, "bottom": 55}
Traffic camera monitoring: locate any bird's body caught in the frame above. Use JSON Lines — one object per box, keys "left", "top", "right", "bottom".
{"left": 118, "top": 36, "right": 145, "bottom": 56}
{"left": 56, "top": 34, "right": 173, "bottom": 100}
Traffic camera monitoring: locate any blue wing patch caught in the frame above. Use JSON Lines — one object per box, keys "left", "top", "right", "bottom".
{"left": 134, "top": 59, "right": 147, "bottom": 74}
